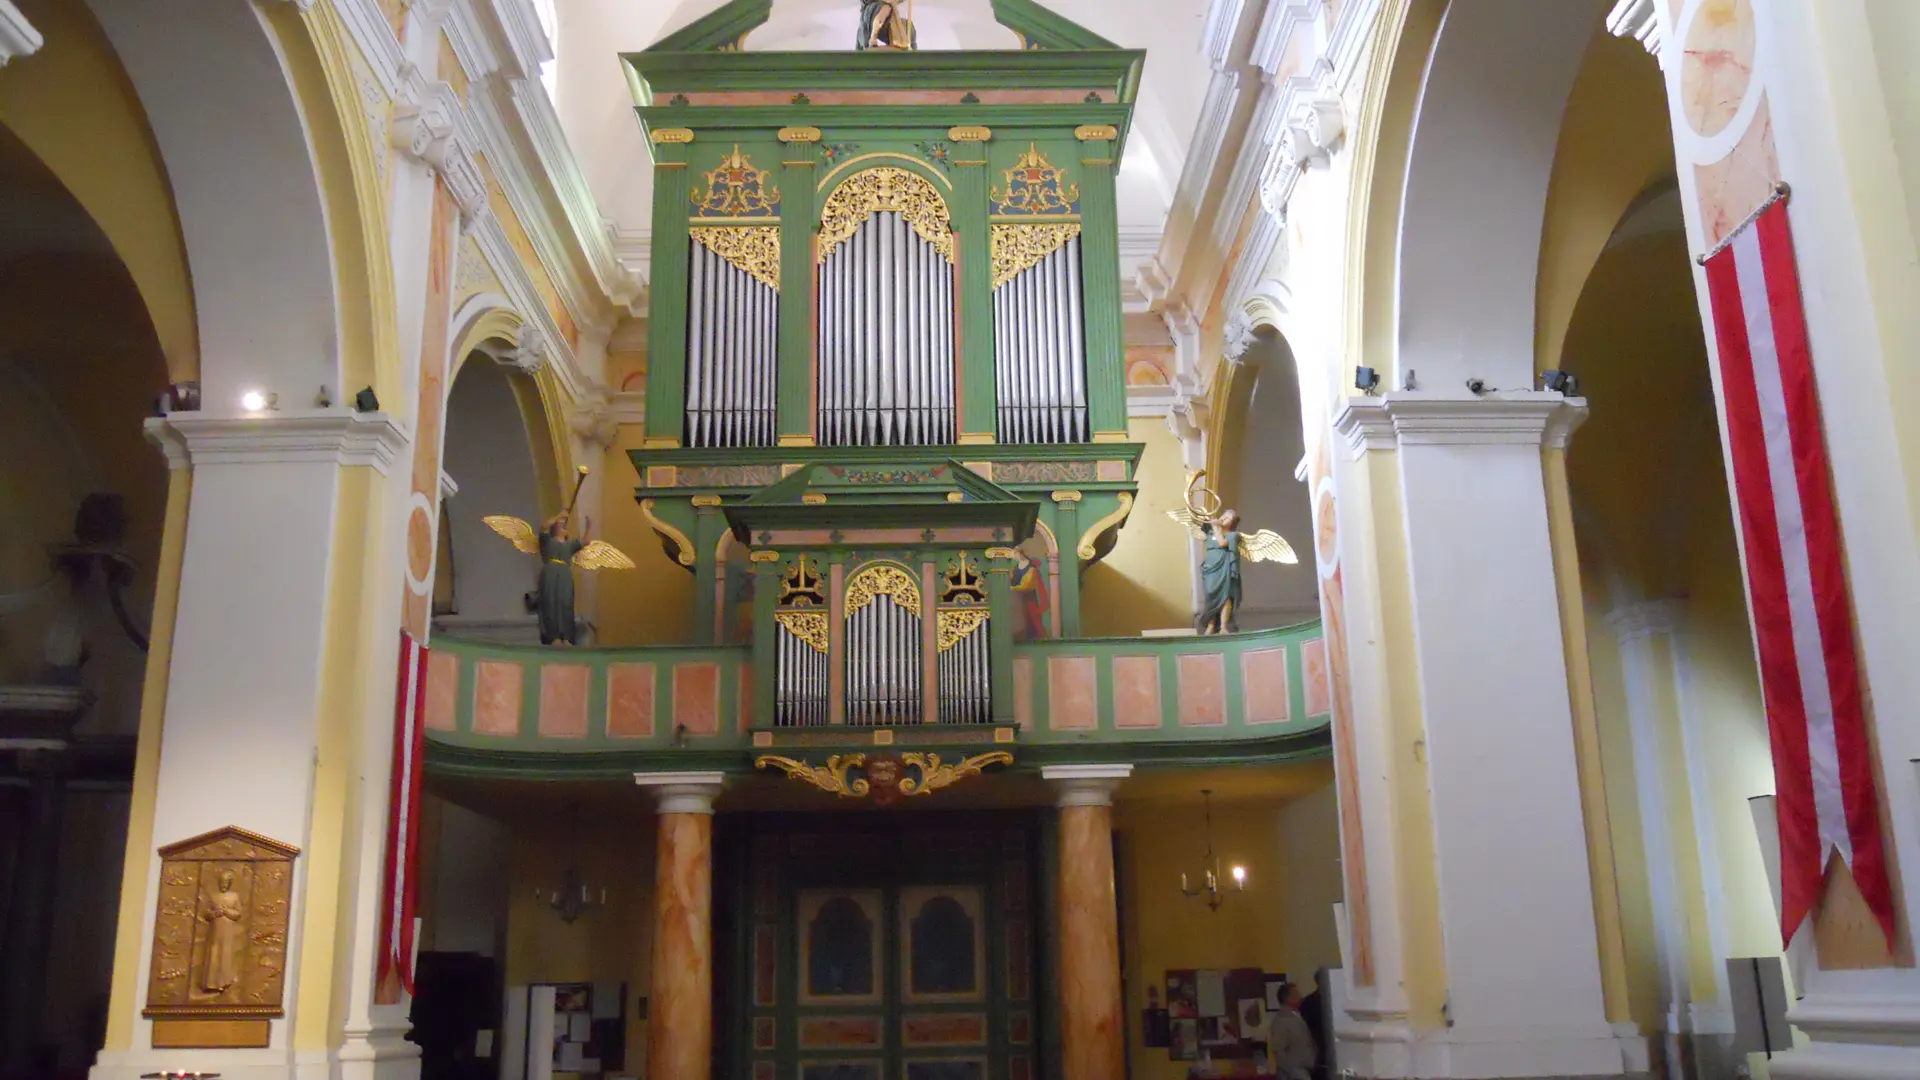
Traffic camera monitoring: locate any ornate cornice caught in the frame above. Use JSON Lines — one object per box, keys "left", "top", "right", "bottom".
{"left": 1606, "top": 0, "right": 1664, "bottom": 64}
{"left": 144, "top": 412, "right": 410, "bottom": 474}
{"left": 503, "top": 323, "right": 549, "bottom": 374}
{"left": 0, "top": 1, "right": 43, "bottom": 66}
{"left": 1333, "top": 391, "right": 1589, "bottom": 458}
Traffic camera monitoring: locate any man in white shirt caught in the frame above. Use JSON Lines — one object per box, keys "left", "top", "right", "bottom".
{"left": 1266, "top": 980, "right": 1317, "bottom": 1080}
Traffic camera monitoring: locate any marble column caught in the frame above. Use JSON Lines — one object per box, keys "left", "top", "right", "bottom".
{"left": 1043, "top": 764, "right": 1131, "bottom": 1080}
{"left": 635, "top": 772, "right": 725, "bottom": 1080}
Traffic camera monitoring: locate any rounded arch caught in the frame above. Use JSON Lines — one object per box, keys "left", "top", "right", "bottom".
{"left": 449, "top": 299, "right": 569, "bottom": 518}
{"left": 816, "top": 152, "right": 955, "bottom": 193}
{"left": 86, "top": 0, "right": 398, "bottom": 407}
{"left": 1394, "top": 1, "right": 1600, "bottom": 390}
{"left": 815, "top": 165, "right": 956, "bottom": 265}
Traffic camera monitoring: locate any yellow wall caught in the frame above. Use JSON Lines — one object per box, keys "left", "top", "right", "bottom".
{"left": 503, "top": 806, "right": 657, "bottom": 1065}
{"left": 1116, "top": 771, "right": 1342, "bottom": 1080}
{"left": 0, "top": 0, "right": 197, "bottom": 379}
{"left": 593, "top": 423, "right": 697, "bottom": 646}
{"left": 1534, "top": 27, "right": 1677, "bottom": 376}
{"left": 1080, "top": 416, "right": 1194, "bottom": 637}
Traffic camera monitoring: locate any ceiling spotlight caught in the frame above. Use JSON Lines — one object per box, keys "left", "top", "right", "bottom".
{"left": 1541, "top": 369, "right": 1581, "bottom": 396}
{"left": 241, "top": 390, "right": 266, "bottom": 412}
{"left": 1354, "top": 366, "right": 1380, "bottom": 394}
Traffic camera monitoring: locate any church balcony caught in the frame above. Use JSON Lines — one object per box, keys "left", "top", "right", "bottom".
{"left": 419, "top": 620, "right": 1330, "bottom": 781}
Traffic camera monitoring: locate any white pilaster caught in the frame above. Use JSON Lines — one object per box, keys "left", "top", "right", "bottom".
{"left": 1337, "top": 391, "right": 1634, "bottom": 1078}
{"left": 96, "top": 412, "right": 409, "bottom": 1080}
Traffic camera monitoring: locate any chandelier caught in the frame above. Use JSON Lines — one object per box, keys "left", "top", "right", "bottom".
{"left": 1180, "top": 789, "right": 1246, "bottom": 911}
{"left": 536, "top": 805, "right": 605, "bottom": 923}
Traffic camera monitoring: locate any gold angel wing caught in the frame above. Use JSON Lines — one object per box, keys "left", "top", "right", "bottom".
{"left": 572, "top": 540, "right": 636, "bottom": 571}
{"left": 482, "top": 515, "right": 540, "bottom": 555}
{"left": 1164, "top": 506, "right": 1209, "bottom": 539}
{"left": 1238, "top": 528, "right": 1299, "bottom": 565}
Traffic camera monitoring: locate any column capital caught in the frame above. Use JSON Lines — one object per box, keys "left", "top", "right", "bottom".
{"left": 634, "top": 770, "right": 727, "bottom": 814}
{"left": 1603, "top": 598, "right": 1688, "bottom": 643}
{"left": 1042, "top": 764, "right": 1133, "bottom": 807}
{"left": 1334, "top": 390, "right": 1589, "bottom": 458}
{"left": 144, "top": 411, "right": 410, "bottom": 473}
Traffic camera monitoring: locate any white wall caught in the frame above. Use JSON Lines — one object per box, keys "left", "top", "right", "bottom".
{"left": 441, "top": 361, "right": 542, "bottom": 626}
{"left": 1235, "top": 337, "right": 1319, "bottom": 629}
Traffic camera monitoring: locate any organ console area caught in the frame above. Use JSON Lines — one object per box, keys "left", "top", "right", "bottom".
{"left": 622, "top": 8, "right": 1144, "bottom": 734}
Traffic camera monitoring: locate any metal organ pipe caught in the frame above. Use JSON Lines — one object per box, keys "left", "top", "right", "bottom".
{"left": 993, "top": 236, "right": 1087, "bottom": 444}
{"left": 684, "top": 236, "right": 778, "bottom": 448}
{"left": 935, "top": 618, "right": 991, "bottom": 724}
{"left": 775, "top": 626, "right": 829, "bottom": 727}
{"left": 817, "top": 211, "right": 956, "bottom": 446}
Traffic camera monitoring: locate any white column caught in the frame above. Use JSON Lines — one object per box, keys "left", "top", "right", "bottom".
{"left": 1341, "top": 391, "right": 1631, "bottom": 1078}
{"left": 92, "top": 412, "right": 408, "bottom": 1080}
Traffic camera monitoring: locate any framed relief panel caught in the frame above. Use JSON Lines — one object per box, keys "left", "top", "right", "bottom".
{"left": 798, "top": 889, "right": 884, "bottom": 1006}
{"left": 898, "top": 885, "right": 986, "bottom": 1004}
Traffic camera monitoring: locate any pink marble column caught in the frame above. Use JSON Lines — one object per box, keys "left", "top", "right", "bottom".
{"left": 1045, "top": 764, "right": 1132, "bottom": 1080}
{"left": 635, "top": 773, "right": 726, "bottom": 1080}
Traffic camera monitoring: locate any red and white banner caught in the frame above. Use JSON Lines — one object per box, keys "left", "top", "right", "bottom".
{"left": 1702, "top": 194, "right": 1894, "bottom": 946}
{"left": 376, "top": 629, "right": 431, "bottom": 995}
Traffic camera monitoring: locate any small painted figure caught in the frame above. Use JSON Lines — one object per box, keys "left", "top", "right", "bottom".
{"left": 857, "top": 0, "right": 915, "bottom": 50}
{"left": 1009, "top": 547, "right": 1050, "bottom": 642}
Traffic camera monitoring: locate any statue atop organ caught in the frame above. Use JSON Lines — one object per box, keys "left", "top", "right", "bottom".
{"left": 621, "top": 0, "right": 1144, "bottom": 734}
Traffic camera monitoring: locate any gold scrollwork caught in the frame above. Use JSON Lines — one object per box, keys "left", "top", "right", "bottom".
{"left": 774, "top": 611, "right": 830, "bottom": 653}
{"left": 640, "top": 498, "right": 697, "bottom": 567}
{"left": 1073, "top": 124, "right": 1119, "bottom": 142}
{"left": 749, "top": 550, "right": 783, "bottom": 563}
{"left": 1051, "top": 489, "right": 1083, "bottom": 504}
{"left": 990, "top": 222, "right": 1082, "bottom": 289}
{"left": 948, "top": 125, "right": 992, "bottom": 142}
{"left": 756, "top": 754, "right": 870, "bottom": 798}
{"left": 984, "top": 546, "right": 1018, "bottom": 561}
{"left": 990, "top": 143, "right": 1080, "bottom": 216}
{"left": 1077, "top": 492, "right": 1135, "bottom": 560}
{"left": 897, "top": 751, "right": 1016, "bottom": 796}
{"left": 817, "top": 167, "right": 954, "bottom": 264}
{"left": 691, "top": 226, "right": 781, "bottom": 290}
{"left": 845, "top": 562, "right": 921, "bottom": 614}
{"left": 652, "top": 128, "right": 696, "bottom": 144}
{"left": 778, "top": 126, "right": 823, "bottom": 143}
{"left": 937, "top": 609, "right": 991, "bottom": 651}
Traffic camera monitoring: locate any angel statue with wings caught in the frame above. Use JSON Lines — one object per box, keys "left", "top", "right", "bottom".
{"left": 1167, "top": 470, "right": 1297, "bottom": 635}
{"left": 484, "top": 467, "right": 634, "bottom": 645}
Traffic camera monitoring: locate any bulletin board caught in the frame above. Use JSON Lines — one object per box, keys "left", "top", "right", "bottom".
{"left": 1154, "top": 967, "right": 1270, "bottom": 1061}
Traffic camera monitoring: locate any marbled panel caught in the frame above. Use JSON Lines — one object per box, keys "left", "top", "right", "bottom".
{"left": 1111, "top": 655, "right": 1162, "bottom": 729}
{"left": 751, "top": 1016, "right": 775, "bottom": 1049}
{"left": 1057, "top": 804, "right": 1124, "bottom": 1080}
{"left": 1175, "top": 653, "right": 1226, "bottom": 727}
{"left": 471, "top": 660, "right": 523, "bottom": 736}
{"left": 1241, "top": 647, "right": 1290, "bottom": 724}
{"left": 607, "top": 663, "right": 657, "bottom": 738}
{"left": 647, "top": 811, "right": 713, "bottom": 1080}
{"left": 1680, "top": 0, "right": 1755, "bottom": 138}
{"left": 1301, "top": 637, "right": 1331, "bottom": 717}
{"left": 538, "top": 664, "right": 590, "bottom": 738}
{"left": 753, "top": 924, "right": 777, "bottom": 1006}
{"left": 673, "top": 662, "right": 721, "bottom": 736}
{"left": 798, "top": 1015, "right": 883, "bottom": 1048}
{"left": 422, "top": 649, "right": 459, "bottom": 731}
{"left": 1013, "top": 657, "right": 1034, "bottom": 730}
{"left": 902, "top": 1013, "right": 986, "bottom": 1046}
{"left": 1047, "top": 655, "right": 1098, "bottom": 731}
{"left": 1694, "top": 96, "right": 1780, "bottom": 247}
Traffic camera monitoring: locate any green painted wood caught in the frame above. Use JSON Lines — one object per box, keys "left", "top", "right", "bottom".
{"left": 693, "top": 503, "right": 725, "bottom": 642}
{"left": 777, "top": 142, "right": 817, "bottom": 442}
{"left": 953, "top": 139, "right": 996, "bottom": 441}
{"left": 753, "top": 556, "right": 782, "bottom": 728}
{"left": 645, "top": 143, "right": 696, "bottom": 443}
{"left": 1075, "top": 132, "right": 1127, "bottom": 438}
{"left": 639, "top": 0, "right": 771, "bottom": 55}
{"left": 626, "top": 50, "right": 1144, "bottom": 99}
{"left": 987, "top": 560, "right": 1017, "bottom": 724}
{"left": 1049, "top": 501, "right": 1082, "bottom": 635}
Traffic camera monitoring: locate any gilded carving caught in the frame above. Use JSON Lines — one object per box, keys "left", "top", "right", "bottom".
{"left": 691, "top": 226, "right": 781, "bottom": 289}
{"left": 774, "top": 611, "right": 830, "bottom": 653}
{"left": 1073, "top": 124, "right": 1119, "bottom": 142}
{"left": 1076, "top": 492, "right": 1135, "bottom": 560}
{"left": 990, "top": 144, "right": 1079, "bottom": 216}
{"left": 639, "top": 499, "right": 697, "bottom": 567}
{"left": 754, "top": 751, "right": 1014, "bottom": 805}
{"left": 989, "top": 460, "right": 1096, "bottom": 485}
{"left": 652, "top": 128, "right": 696, "bottom": 144}
{"left": 898, "top": 751, "right": 1014, "bottom": 795}
{"left": 144, "top": 827, "right": 300, "bottom": 1022}
{"left": 845, "top": 562, "right": 921, "bottom": 614}
{"left": 948, "top": 125, "right": 993, "bottom": 142}
{"left": 778, "top": 126, "right": 823, "bottom": 143}
{"left": 690, "top": 145, "right": 781, "bottom": 219}
{"left": 818, "top": 167, "right": 954, "bottom": 263}
{"left": 937, "top": 608, "right": 991, "bottom": 651}
{"left": 990, "top": 222, "right": 1081, "bottom": 288}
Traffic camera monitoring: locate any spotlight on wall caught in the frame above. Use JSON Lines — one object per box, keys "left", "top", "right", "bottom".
{"left": 240, "top": 390, "right": 274, "bottom": 413}
{"left": 1541, "top": 369, "right": 1581, "bottom": 396}
{"left": 354, "top": 387, "right": 380, "bottom": 413}
{"left": 1354, "top": 366, "right": 1380, "bottom": 395}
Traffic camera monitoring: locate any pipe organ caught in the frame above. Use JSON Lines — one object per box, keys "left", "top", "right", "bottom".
{"left": 816, "top": 169, "right": 957, "bottom": 447}
{"left": 626, "top": 18, "right": 1144, "bottom": 734}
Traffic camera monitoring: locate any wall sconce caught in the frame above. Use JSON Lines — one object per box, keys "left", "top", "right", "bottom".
{"left": 536, "top": 804, "right": 605, "bottom": 924}
{"left": 1180, "top": 789, "right": 1245, "bottom": 911}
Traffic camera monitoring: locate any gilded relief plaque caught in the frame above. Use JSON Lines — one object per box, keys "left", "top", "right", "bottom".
{"left": 143, "top": 826, "right": 300, "bottom": 1031}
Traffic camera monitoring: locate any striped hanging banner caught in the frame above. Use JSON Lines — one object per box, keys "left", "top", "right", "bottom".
{"left": 1700, "top": 187, "right": 1894, "bottom": 946}
{"left": 376, "top": 629, "right": 431, "bottom": 995}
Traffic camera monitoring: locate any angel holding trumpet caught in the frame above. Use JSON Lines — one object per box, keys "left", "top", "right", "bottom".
{"left": 484, "top": 467, "right": 634, "bottom": 645}
{"left": 1167, "top": 470, "right": 1297, "bottom": 635}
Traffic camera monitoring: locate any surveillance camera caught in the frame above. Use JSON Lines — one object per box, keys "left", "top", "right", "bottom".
{"left": 1466, "top": 378, "right": 1486, "bottom": 394}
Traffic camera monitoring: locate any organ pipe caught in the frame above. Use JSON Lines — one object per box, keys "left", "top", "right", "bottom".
{"left": 817, "top": 210, "right": 956, "bottom": 447}
{"left": 684, "top": 235, "right": 779, "bottom": 448}
{"left": 992, "top": 236, "right": 1087, "bottom": 444}
{"left": 775, "top": 623, "right": 829, "bottom": 727}
{"left": 936, "top": 618, "right": 991, "bottom": 725}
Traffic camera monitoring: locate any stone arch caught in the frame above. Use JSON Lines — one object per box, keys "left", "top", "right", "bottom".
{"left": 86, "top": 0, "right": 398, "bottom": 408}
{"left": 1394, "top": 0, "right": 1601, "bottom": 391}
